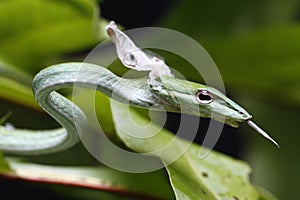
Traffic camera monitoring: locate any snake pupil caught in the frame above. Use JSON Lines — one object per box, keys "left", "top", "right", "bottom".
{"left": 199, "top": 93, "right": 211, "bottom": 101}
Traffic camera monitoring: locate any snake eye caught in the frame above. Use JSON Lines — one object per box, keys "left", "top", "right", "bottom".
{"left": 195, "top": 89, "right": 214, "bottom": 104}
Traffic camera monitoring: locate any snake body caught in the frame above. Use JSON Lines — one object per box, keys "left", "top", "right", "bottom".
{"left": 0, "top": 63, "right": 130, "bottom": 154}
{"left": 0, "top": 62, "right": 179, "bottom": 155}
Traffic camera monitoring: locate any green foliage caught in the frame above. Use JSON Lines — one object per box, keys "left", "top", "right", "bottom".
{"left": 0, "top": 153, "right": 10, "bottom": 173}
{"left": 160, "top": 0, "right": 300, "bottom": 38}
{"left": 0, "top": 77, "right": 40, "bottom": 109}
{"left": 0, "top": 0, "right": 297, "bottom": 199}
{"left": 205, "top": 24, "right": 300, "bottom": 106}
{"left": 0, "top": 0, "right": 104, "bottom": 109}
{"left": 112, "top": 102, "right": 276, "bottom": 200}
{"left": 6, "top": 158, "right": 174, "bottom": 200}
{"left": 159, "top": 1, "right": 300, "bottom": 199}
{"left": 0, "top": 0, "right": 101, "bottom": 74}
{"left": 0, "top": 111, "right": 12, "bottom": 125}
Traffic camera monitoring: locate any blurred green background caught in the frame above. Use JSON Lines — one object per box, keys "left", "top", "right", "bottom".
{"left": 0, "top": 0, "right": 299, "bottom": 199}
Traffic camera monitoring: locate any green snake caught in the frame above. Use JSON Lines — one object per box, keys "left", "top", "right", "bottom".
{"left": 0, "top": 22, "right": 278, "bottom": 155}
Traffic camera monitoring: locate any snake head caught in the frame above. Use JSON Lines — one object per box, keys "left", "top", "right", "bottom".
{"left": 154, "top": 76, "right": 279, "bottom": 147}
{"left": 155, "top": 76, "right": 251, "bottom": 127}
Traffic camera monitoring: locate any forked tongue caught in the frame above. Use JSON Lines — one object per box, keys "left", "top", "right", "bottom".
{"left": 246, "top": 120, "right": 279, "bottom": 148}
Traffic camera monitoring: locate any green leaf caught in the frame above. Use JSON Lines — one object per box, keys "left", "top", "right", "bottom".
{"left": 0, "top": 111, "right": 12, "bottom": 125}
{"left": 74, "top": 90, "right": 117, "bottom": 138}
{"left": 111, "top": 102, "right": 277, "bottom": 199}
{"left": 0, "top": 77, "right": 40, "bottom": 110}
{"left": 0, "top": 60, "right": 39, "bottom": 109}
{"left": 255, "top": 186, "right": 279, "bottom": 200}
{"left": 3, "top": 158, "right": 174, "bottom": 200}
{"left": 0, "top": 61, "right": 32, "bottom": 86}
{"left": 0, "top": 153, "right": 11, "bottom": 173}
{"left": 164, "top": 145, "right": 255, "bottom": 199}
{"left": 0, "top": 0, "right": 101, "bottom": 74}
{"left": 0, "top": 0, "right": 106, "bottom": 109}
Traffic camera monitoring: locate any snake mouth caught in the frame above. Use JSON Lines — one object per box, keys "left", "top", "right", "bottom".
{"left": 228, "top": 104, "right": 252, "bottom": 122}
{"left": 240, "top": 113, "right": 252, "bottom": 121}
